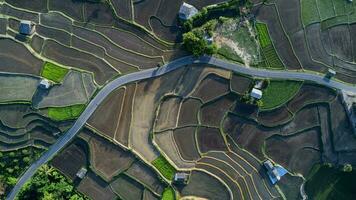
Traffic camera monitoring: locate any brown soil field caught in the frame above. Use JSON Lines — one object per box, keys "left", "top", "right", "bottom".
{"left": 305, "top": 24, "right": 333, "bottom": 66}
{"left": 48, "top": 0, "right": 84, "bottom": 21}
{"left": 5, "top": 0, "right": 48, "bottom": 12}
{"left": 143, "top": 189, "right": 160, "bottom": 200}
{"left": 274, "top": 0, "right": 302, "bottom": 35}
{"left": 94, "top": 25, "right": 163, "bottom": 57}
{"left": 36, "top": 25, "right": 71, "bottom": 46}
{"left": 42, "top": 40, "right": 117, "bottom": 85}
{"left": 78, "top": 171, "right": 116, "bottom": 200}
{"left": 230, "top": 101, "right": 258, "bottom": 120}
{"left": 290, "top": 29, "right": 328, "bottom": 73}
{"left": 89, "top": 133, "right": 136, "bottom": 181}
{"left": 125, "top": 161, "right": 166, "bottom": 195}
{"left": 0, "top": 18, "right": 6, "bottom": 34}
{"left": 84, "top": 3, "right": 115, "bottom": 25}
{"left": 327, "top": 25, "right": 353, "bottom": 62}
{"left": 230, "top": 73, "right": 252, "bottom": 94}
{"left": 51, "top": 140, "right": 88, "bottom": 180}
{"left": 30, "top": 35, "right": 44, "bottom": 54}
{"left": 71, "top": 35, "right": 105, "bottom": 58}
{"left": 177, "top": 98, "right": 201, "bottom": 126}
{"left": 88, "top": 87, "right": 125, "bottom": 139}
{"left": 179, "top": 170, "right": 231, "bottom": 200}
{"left": 195, "top": 163, "right": 242, "bottom": 199}
{"left": 173, "top": 126, "right": 201, "bottom": 161}
{"left": 277, "top": 174, "right": 303, "bottom": 200}
{"left": 265, "top": 128, "right": 321, "bottom": 175}
{"left": 155, "top": 96, "right": 181, "bottom": 132}
{"left": 200, "top": 93, "right": 236, "bottom": 127}
{"left": 255, "top": 4, "right": 301, "bottom": 70}
{"left": 115, "top": 83, "right": 136, "bottom": 146}
{"left": 197, "top": 127, "right": 227, "bottom": 153}
{"left": 191, "top": 74, "right": 230, "bottom": 103}
{"left": 0, "top": 4, "right": 39, "bottom": 23}
{"left": 40, "top": 12, "right": 73, "bottom": 32}
{"left": 111, "top": 174, "right": 144, "bottom": 200}
{"left": 0, "top": 38, "right": 43, "bottom": 75}
{"left": 133, "top": 0, "right": 160, "bottom": 30}
{"left": 350, "top": 24, "right": 356, "bottom": 62}
{"left": 287, "top": 84, "right": 336, "bottom": 113}
{"left": 330, "top": 97, "right": 356, "bottom": 152}
{"left": 280, "top": 105, "right": 319, "bottom": 135}
{"left": 110, "top": 0, "right": 132, "bottom": 20}
{"left": 155, "top": 0, "right": 181, "bottom": 26}
{"left": 150, "top": 17, "right": 182, "bottom": 43}
{"left": 257, "top": 106, "right": 293, "bottom": 127}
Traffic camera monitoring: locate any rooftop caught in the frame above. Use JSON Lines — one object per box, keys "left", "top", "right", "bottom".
{"left": 76, "top": 167, "right": 87, "bottom": 179}
{"left": 39, "top": 79, "right": 51, "bottom": 89}
{"left": 263, "top": 160, "right": 287, "bottom": 184}
{"left": 179, "top": 2, "right": 198, "bottom": 20}
{"left": 251, "top": 88, "right": 262, "bottom": 99}
{"left": 19, "top": 20, "right": 35, "bottom": 35}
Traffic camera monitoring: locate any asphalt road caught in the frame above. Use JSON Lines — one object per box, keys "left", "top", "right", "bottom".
{"left": 7, "top": 56, "right": 356, "bottom": 200}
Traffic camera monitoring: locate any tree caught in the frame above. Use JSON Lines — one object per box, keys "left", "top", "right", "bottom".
{"left": 342, "top": 164, "right": 352, "bottom": 172}
{"left": 183, "top": 32, "right": 206, "bottom": 56}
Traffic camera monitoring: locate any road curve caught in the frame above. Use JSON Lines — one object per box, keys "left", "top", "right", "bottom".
{"left": 7, "top": 56, "right": 356, "bottom": 200}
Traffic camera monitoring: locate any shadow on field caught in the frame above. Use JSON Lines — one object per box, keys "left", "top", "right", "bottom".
{"left": 31, "top": 88, "right": 50, "bottom": 108}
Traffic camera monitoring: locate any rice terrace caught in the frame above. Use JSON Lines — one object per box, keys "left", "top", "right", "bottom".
{"left": 0, "top": 0, "right": 356, "bottom": 200}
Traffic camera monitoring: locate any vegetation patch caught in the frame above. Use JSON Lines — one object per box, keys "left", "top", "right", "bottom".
{"left": 301, "top": 0, "right": 320, "bottom": 26}
{"left": 260, "top": 80, "right": 302, "bottom": 110}
{"left": 151, "top": 155, "right": 176, "bottom": 180}
{"left": 48, "top": 104, "right": 86, "bottom": 121}
{"left": 256, "top": 23, "right": 272, "bottom": 48}
{"left": 162, "top": 187, "right": 175, "bottom": 200}
{"left": 305, "top": 164, "right": 356, "bottom": 200}
{"left": 0, "top": 147, "right": 43, "bottom": 198}
{"left": 41, "top": 62, "right": 69, "bottom": 83}
{"left": 18, "top": 165, "right": 87, "bottom": 200}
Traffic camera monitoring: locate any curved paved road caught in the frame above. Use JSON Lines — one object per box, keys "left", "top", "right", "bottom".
{"left": 7, "top": 56, "right": 356, "bottom": 200}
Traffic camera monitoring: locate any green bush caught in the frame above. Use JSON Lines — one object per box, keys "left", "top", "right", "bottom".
{"left": 41, "top": 62, "right": 69, "bottom": 83}
{"left": 162, "top": 187, "right": 175, "bottom": 200}
{"left": 48, "top": 104, "right": 86, "bottom": 121}
{"left": 152, "top": 156, "right": 176, "bottom": 180}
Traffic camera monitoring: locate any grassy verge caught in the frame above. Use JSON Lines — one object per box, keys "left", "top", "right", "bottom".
{"left": 48, "top": 104, "right": 86, "bottom": 121}
{"left": 151, "top": 156, "right": 176, "bottom": 180}
{"left": 217, "top": 45, "right": 244, "bottom": 63}
{"left": 162, "top": 187, "right": 175, "bottom": 200}
{"left": 41, "top": 62, "right": 69, "bottom": 83}
{"left": 260, "top": 80, "right": 302, "bottom": 110}
{"left": 305, "top": 164, "right": 356, "bottom": 200}
{"left": 0, "top": 147, "right": 43, "bottom": 198}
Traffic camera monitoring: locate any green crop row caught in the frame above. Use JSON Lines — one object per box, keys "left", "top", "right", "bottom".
{"left": 151, "top": 155, "right": 176, "bottom": 180}
{"left": 256, "top": 23, "right": 272, "bottom": 48}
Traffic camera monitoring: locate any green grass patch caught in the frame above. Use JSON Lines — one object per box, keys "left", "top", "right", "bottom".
{"left": 256, "top": 23, "right": 272, "bottom": 48}
{"left": 317, "top": 0, "right": 335, "bottom": 20}
{"left": 301, "top": 0, "right": 321, "bottom": 26}
{"left": 162, "top": 187, "right": 175, "bottom": 200}
{"left": 48, "top": 104, "right": 86, "bottom": 121}
{"left": 217, "top": 45, "right": 244, "bottom": 64}
{"left": 306, "top": 164, "right": 356, "bottom": 200}
{"left": 260, "top": 80, "right": 302, "bottom": 110}
{"left": 152, "top": 156, "right": 176, "bottom": 180}
{"left": 41, "top": 62, "right": 69, "bottom": 83}
{"left": 261, "top": 45, "right": 285, "bottom": 69}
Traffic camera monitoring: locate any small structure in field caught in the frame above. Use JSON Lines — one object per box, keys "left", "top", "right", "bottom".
{"left": 179, "top": 2, "right": 198, "bottom": 20}
{"left": 250, "top": 88, "right": 262, "bottom": 100}
{"left": 204, "top": 35, "right": 214, "bottom": 44}
{"left": 327, "top": 69, "right": 336, "bottom": 78}
{"left": 173, "top": 172, "right": 189, "bottom": 184}
{"left": 263, "top": 160, "right": 287, "bottom": 184}
{"left": 39, "top": 79, "right": 52, "bottom": 89}
{"left": 76, "top": 167, "right": 87, "bottom": 179}
{"left": 19, "top": 20, "right": 35, "bottom": 35}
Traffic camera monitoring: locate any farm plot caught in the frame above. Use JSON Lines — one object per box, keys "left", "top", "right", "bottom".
{"left": 230, "top": 101, "right": 259, "bottom": 119}
{"left": 265, "top": 128, "right": 321, "bottom": 175}
{"left": 316, "top": 0, "right": 335, "bottom": 21}
{"left": 154, "top": 130, "right": 195, "bottom": 169}
{"left": 0, "top": 18, "right": 7, "bottom": 34}
{"left": 39, "top": 12, "right": 73, "bottom": 33}
{"left": 0, "top": 4, "right": 39, "bottom": 23}
{"left": 5, "top": 0, "right": 48, "bottom": 12}
{"left": 191, "top": 73, "right": 230, "bottom": 103}
{"left": 280, "top": 105, "right": 320, "bottom": 134}
{"left": 42, "top": 40, "right": 117, "bottom": 85}
{"left": 88, "top": 87, "right": 125, "bottom": 139}
{"left": 256, "top": 6, "right": 302, "bottom": 70}
{"left": 257, "top": 106, "right": 293, "bottom": 127}
{"left": 278, "top": 174, "right": 304, "bottom": 200}
{"left": 30, "top": 35, "right": 44, "bottom": 54}
{"left": 287, "top": 84, "right": 336, "bottom": 112}
{"left": 88, "top": 132, "right": 136, "bottom": 181}
{"left": 111, "top": 174, "right": 145, "bottom": 200}
{"left": 154, "top": 96, "right": 181, "bottom": 132}
{"left": 51, "top": 139, "right": 88, "bottom": 180}
{"left": 327, "top": 25, "right": 353, "bottom": 62}
{"left": 179, "top": 170, "right": 230, "bottom": 200}
{"left": 124, "top": 161, "right": 166, "bottom": 195}
{"left": 150, "top": 17, "right": 182, "bottom": 42}
{"left": 48, "top": 0, "right": 84, "bottom": 22}
{"left": 275, "top": 0, "right": 303, "bottom": 34}
{"left": 172, "top": 126, "right": 201, "bottom": 161}
{"left": 143, "top": 189, "right": 160, "bottom": 200}
{"left": 0, "top": 74, "right": 39, "bottom": 103}
{"left": 83, "top": 2, "right": 115, "bottom": 25}
{"left": 77, "top": 171, "right": 117, "bottom": 200}
{"left": 130, "top": 68, "right": 185, "bottom": 163}
{"left": 260, "top": 80, "right": 302, "bottom": 110}
{"left": 177, "top": 98, "right": 201, "bottom": 126}
{"left": 351, "top": 24, "right": 356, "bottom": 62}
{"left": 110, "top": 0, "right": 132, "bottom": 20}
{"left": 47, "top": 104, "right": 86, "bottom": 121}
{"left": 230, "top": 73, "right": 252, "bottom": 94}
{"left": 0, "top": 38, "right": 43, "bottom": 75}
{"left": 301, "top": 0, "right": 320, "bottom": 26}
{"left": 200, "top": 93, "right": 236, "bottom": 127}
{"left": 133, "top": 0, "right": 160, "bottom": 30}
{"left": 36, "top": 71, "right": 97, "bottom": 109}
{"left": 197, "top": 127, "right": 227, "bottom": 153}
{"left": 36, "top": 25, "right": 72, "bottom": 46}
